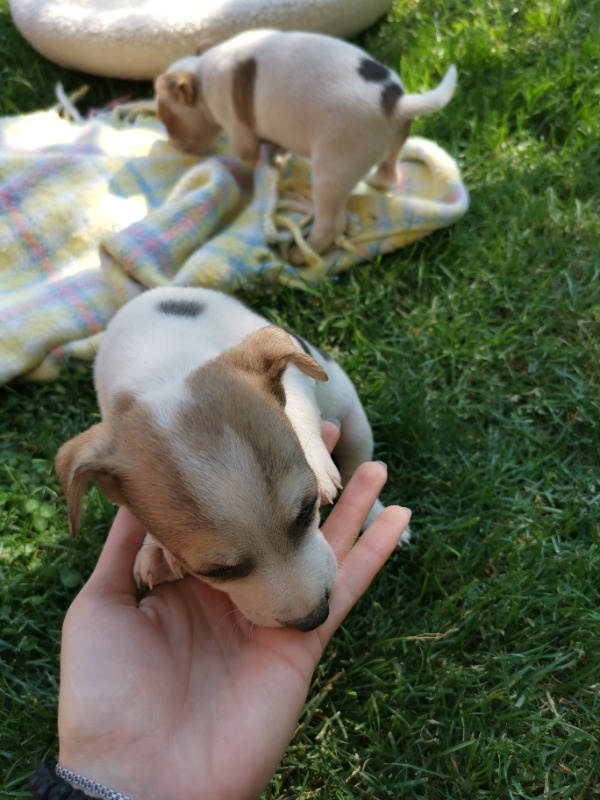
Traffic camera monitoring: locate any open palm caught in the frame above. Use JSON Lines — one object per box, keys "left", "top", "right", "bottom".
{"left": 58, "top": 426, "right": 410, "bottom": 800}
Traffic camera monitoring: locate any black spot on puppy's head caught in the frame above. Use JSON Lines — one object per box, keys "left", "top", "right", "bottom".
{"left": 157, "top": 298, "right": 206, "bottom": 318}
{"left": 358, "top": 57, "right": 390, "bottom": 83}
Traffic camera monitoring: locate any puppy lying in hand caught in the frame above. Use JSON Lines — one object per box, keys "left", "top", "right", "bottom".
{"left": 154, "top": 29, "right": 457, "bottom": 260}
{"left": 56, "top": 287, "right": 406, "bottom": 631}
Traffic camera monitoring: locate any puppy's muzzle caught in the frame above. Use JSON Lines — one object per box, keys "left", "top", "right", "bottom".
{"left": 285, "top": 592, "right": 330, "bottom": 632}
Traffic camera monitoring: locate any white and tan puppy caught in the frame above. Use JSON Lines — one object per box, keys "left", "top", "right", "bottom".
{"left": 56, "top": 287, "right": 401, "bottom": 631}
{"left": 154, "top": 29, "right": 457, "bottom": 258}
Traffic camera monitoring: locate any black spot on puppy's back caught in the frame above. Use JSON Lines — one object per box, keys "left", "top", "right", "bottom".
{"left": 157, "top": 298, "right": 206, "bottom": 318}
{"left": 358, "top": 57, "right": 404, "bottom": 117}
{"left": 381, "top": 82, "right": 404, "bottom": 117}
{"left": 358, "top": 57, "right": 390, "bottom": 83}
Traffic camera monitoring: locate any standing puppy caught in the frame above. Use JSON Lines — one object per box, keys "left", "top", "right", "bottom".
{"left": 155, "top": 29, "right": 457, "bottom": 258}
{"left": 56, "top": 287, "right": 399, "bottom": 631}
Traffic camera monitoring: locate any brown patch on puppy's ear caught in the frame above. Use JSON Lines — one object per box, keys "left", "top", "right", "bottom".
{"left": 154, "top": 70, "right": 198, "bottom": 107}
{"left": 55, "top": 423, "right": 126, "bottom": 538}
{"left": 232, "top": 57, "right": 257, "bottom": 130}
{"left": 219, "top": 326, "right": 328, "bottom": 405}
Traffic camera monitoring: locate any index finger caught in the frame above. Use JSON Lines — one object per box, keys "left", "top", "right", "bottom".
{"left": 322, "top": 461, "right": 388, "bottom": 556}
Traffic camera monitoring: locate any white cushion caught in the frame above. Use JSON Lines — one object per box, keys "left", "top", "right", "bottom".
{"left": 9, "top": 0, "right": 392, "bottom": 80}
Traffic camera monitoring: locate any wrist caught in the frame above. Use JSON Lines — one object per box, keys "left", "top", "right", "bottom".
{"left": 30, "top": 761, "right": 134, "bottom": 800}
{"left": 57, "top": 744, "right": 146, "bottom": 800}
{"left": 56, "top": 764, "right": 135, "bottom": 800}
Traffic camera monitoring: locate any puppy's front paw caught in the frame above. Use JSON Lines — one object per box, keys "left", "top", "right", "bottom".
{"left": 314, "top": 457, "right": 343, "bottom": 506}
{"left": 134, "top": 535, "right": 186, "bottom": 589}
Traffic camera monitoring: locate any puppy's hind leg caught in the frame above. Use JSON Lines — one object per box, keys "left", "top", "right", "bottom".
{"left": 227, "top": 124, "right": 261, "bottom": 161}
{"left": 367, "top": 121, "right": 411, "bottom": 190}
{"left": 290, "top": 150, "right": 370, "bottom": 264}
{"left": 333, "top": 401, "right": 384, "bottom": 526}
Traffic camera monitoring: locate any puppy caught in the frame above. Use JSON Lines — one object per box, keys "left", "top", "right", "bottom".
{"left": 154, "top": 29, "right": 457, "bottom": 260}
{"left": 56, "top": 287, "right": 405, "bottom": 631}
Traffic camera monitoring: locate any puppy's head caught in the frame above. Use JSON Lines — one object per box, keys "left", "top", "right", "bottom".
{"left": 154, "top": 59, "right": 221, "bottom": 155}
{"left": 56, "top": 327, "right": 337, "bottom": 631}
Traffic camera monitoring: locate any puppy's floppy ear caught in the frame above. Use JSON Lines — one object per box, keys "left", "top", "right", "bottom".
{"left": 221, "top": 326, "right": 328, "bottom": 405}
{"left": 55, "top": 423, "right": 126, "bottom": 538}
{"left": 154, "top": 70, "right": 198, "bottom": 107}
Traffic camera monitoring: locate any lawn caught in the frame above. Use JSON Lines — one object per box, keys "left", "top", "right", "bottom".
{"left": 1, "top": 0, "right": 599, "bottom": 797}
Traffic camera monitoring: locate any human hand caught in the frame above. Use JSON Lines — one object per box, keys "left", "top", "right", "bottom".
{"left": 57, "top": 423, "right": 411, "bottom": 800}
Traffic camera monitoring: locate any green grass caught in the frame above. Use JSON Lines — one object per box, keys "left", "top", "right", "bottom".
{"left": 1, "top": 0, "right": 599, "bottom": 797}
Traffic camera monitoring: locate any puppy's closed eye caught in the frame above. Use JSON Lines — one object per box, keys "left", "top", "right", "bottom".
{"left": 289, "top": 494, "right": 319, "bottom": 541}
{"left": 297, "top": 495, "right": 318, "bottom": 525}
{"left": 197, "top": 559, "right": 255, "bottom": 582}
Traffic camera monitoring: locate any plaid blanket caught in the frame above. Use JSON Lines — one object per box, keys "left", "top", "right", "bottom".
{"left": 0, "top": 97, "right": 469, "bottom": 383}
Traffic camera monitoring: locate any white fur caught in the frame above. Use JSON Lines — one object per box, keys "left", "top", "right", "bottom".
{"left": 96, "top": 288, "right": 358, "bottom": 500}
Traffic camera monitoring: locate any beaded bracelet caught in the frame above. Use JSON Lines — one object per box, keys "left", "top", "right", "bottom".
{"left": 30, "top": 761, "right": 133, "bottom": 800}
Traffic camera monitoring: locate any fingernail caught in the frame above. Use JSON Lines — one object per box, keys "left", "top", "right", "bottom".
{"left": 375, "top": 460, "right": 387, "bottom": 470}
{"left": 326, "top": 417, "right": 341, "bottom": 429}
{"left": 402, "top": 507, "right": 412, "bottom": 518}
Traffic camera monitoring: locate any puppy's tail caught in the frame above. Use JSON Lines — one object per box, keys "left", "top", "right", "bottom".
{"left": 397, "top": 64, "right": 457, "bottom": 120}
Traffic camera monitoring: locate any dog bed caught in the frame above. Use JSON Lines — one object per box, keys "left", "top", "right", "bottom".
{"left": 9, "top": 0, "right": 393, "bottom": 80}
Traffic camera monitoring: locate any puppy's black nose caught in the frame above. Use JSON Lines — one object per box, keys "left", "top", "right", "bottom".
{"left": 290, "top": 595, "right": 330, "bottom": 632}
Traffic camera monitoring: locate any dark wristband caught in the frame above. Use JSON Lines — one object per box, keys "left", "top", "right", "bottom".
{"left": 30, "top": 761, "right": 93, "bottom": 799}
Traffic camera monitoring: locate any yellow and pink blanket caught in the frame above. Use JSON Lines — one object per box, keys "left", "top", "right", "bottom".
{"left": 0, "top": 96, "right": 468, "bottom": 383}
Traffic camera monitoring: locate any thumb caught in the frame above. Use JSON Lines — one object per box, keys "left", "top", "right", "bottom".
{"left": 83, "top": 507, "right": 146, "bottom": 600}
